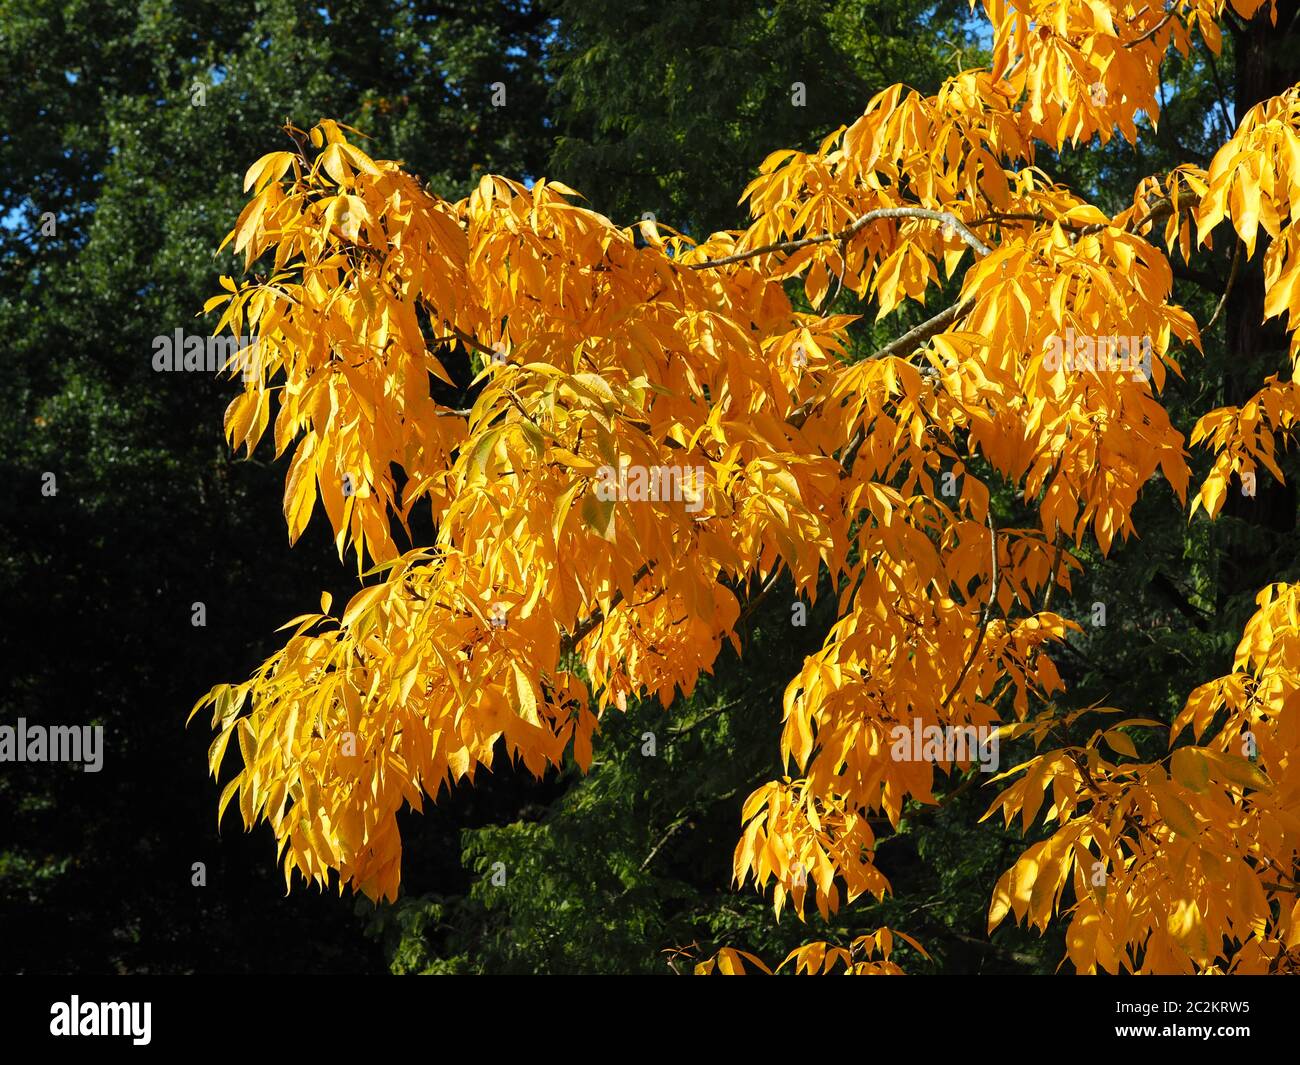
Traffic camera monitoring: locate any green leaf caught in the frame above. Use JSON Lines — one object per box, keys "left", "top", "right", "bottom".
{"left": 580, "top": 490, "right": 616, "bottom": 541}
{"left": 1202, "top": 749, "right": 1272, "bottom": 792}
{"left": 1150, "top": 783, "right": 1199, "bottom": 839}
{"left": 1170, "top": 747, "right": 1210, "bottom": 792}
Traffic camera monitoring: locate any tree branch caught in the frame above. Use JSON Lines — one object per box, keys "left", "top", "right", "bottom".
{"left": 690, "top": 206, "right": 993, "bottom": 271}
{"left": 1204, "top": 239, "right": 1242, "bottom": 333}
{"left": 939, "top": 511, "right": 999, "bottom": 714}
{"left": 1126, "top": 12, "right": 1174, "bottom": 48}
{"left": 561, "top": 561, "right": 656, "bottom": 653}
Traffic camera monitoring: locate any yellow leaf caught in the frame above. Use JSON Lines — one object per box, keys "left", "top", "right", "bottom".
{"left": 580, "top": 491, "right": 616, "bottom": 541}
{"left": 1150, "top": 782, "right": 1199, "bottom": 839}
{"left": 1202, "top": 748, "right": 1272, "bottom": 791}
{"left": 1170, "top": 747, "right": 1210, "bottom": 792}
{"left": 341, "top": 583, "right": 386, "bottom": 627}
{"left": 509, "top": 662, "right": 541, "bottom": 727}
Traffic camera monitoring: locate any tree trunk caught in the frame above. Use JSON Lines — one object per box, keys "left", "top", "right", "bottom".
{"left": 1218, "top": 2, "right": 1300, "bottom": 603}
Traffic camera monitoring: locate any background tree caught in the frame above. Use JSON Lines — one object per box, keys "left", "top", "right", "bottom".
{"left": 6, "top": 0, "right": 1298, "bottom": 976}
{"left": 375, "top": 1, "right": 1067, "bottom": 975}
{"left": 374, "top": 1, "right": 1300, "bottom": 975}
{"left": 197, "top": 0, "right": 1300, "bottom": 975}
{"left": 2, "top": 0, "right": 988, "bottom": 976}
{"left": 0, "top": 0, "right": 550, "bottom": 973}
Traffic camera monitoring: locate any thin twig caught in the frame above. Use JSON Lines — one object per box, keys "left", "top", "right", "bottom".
{"left": 939, "top": 510, "right": 999, "bottom": 714}
{"left": 788, "top": 296, "right": 974, "bottom": 433}
{"left": 1126, "top": 12, "right": 1174, "bottom": 48}
{"left": 433, "top": 327, "right": 498, "bottom": 359}
{"left": 1204, "top": 239, "right": 1242, "bottom": 333}
{"left": 1200, "top": 35, "right": 1237, "bottom": 137}
{"left": 667, "top": 698, "right": 743, "bottom": 738}
{"left": 1127, "top": 188, "right": 1200, "bottom": 235}
{"left": 968, "top": 212, "right": 1086, "bottom": 233}
{"left": 1042, "top": 534, "right": 1065, "bottom": 612}
{"left": 735, "top": 569, "right": 785, "bottom": 628}
{"left": 561, "top": 561, "right": 656, "bottom": 653}
{"left": 690, "top": 206, "right": 993, "bottom": 271}
{"left": 871, "top": 297, "right": 974, "bottom": 362}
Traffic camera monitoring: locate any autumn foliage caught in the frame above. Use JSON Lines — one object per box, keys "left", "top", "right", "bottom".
{"left": 194, "top": 0, "right": 1300, "bottom": 974}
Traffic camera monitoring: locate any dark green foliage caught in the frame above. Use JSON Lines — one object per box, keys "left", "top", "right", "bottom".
{"left": 2, "top": 0, "right": 1293, "bottom": 975}
{"left": 0, "top": 0, "right": 550, "bottom": 973}
{"left": 546, "top": 0, "right": 972, "bottom": 234}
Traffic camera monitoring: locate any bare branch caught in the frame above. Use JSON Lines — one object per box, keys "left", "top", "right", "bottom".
{"left": 561, "top": 561, "right": 657, "bottom": 653}
{"left": 1126, "top": 12, "right": 1174, "bottom": 48}
{"left": 871, "top": 296, "right": 974, "bottom": 362}
{"left": 690, "top": 206, "right": 993, "bottom": 271}
{"left": 939, "top": 511, "right": 998, "bottom": 714}
{"left": 1204, "top": 239, "right": 1243, "bottom": 333}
